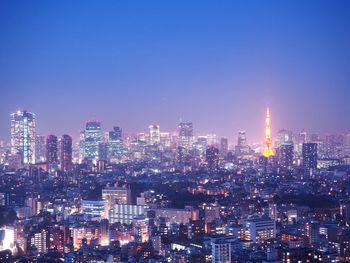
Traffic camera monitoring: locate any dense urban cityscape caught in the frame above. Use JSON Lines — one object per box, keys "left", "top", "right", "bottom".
{"left": 0, "top": 108, "right": 349, "bottom": 262}
{"left": 2, "top": 1, "right": 350, "bottom": 262}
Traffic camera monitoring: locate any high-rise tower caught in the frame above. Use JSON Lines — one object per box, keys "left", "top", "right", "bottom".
{"left": 263, "top": 107, "right": 274, "bottom": 157}
{"left": 10, "top": 110, "right": 36, "bottom": 164}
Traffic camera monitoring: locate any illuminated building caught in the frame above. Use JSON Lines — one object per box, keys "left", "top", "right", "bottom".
{"left": 263, "top": 108, "right": 274, "bottom": 157}
{"left": 268, "top": 203, "right": 277, "bottom": 221}
{"left": 133, "top": 215, "right": 149, "bottom": 243}
{"left": 72, "top": 225, "right": 100, "bottom": 249}
{"left": 149, "top": 125, "right": 160, "bottom": 145}
{"left": 60, "top": 134, "right": 72, "bottom": 171}
{"left": 46, "top": 134, "right": 58, "bottom": 171}
{"left": 160, "top": 132, "right": 171, "bottom": 148}
{"left": 102, "top": 186, "right": 131, "bottom": 210}
{"left": 278, "top": 141, "right": 294, "bottom": 168}
{"left": 340, "top": 200, "right": 350, "bottom": 226}
{"left": 211, "top": 237, "right": 232, "bottom": 263}
{"left": 81, "top": 200, "right": 108, "bottom": 221}
{"left": 245, "top": 217, "right": 276, "bottom": 244}
{"left": 220, "top": 137, "right": 228, "bottom": 156}
{"left": 108, "top": 126, "right": 123, "bottom": 161}
{"left": 178, "top": 122, "right": 194, "bottom": 150}
{"left": 51, "top": 227, "right": 65, "bottom": 252}
{"left": 204, "top": 203, "right": 220, "bottom": 223}
{"left": 305, "top": 221, "right": 319, "bottom": 244}
{"left": 287, "top": 209, "right": 298, "bottom": 224}
{"left": 151, "top": 206, "right": 199, "bottom": 225}
{"left": 84, "top": 121, "right": 102, "bottom": 161}
{"left": 302, "top": 143, "right": 318, "bottom": 169}
{"left": 235, "top": 131, "right": 250, "bottom": 155}
{"left": 10, "top": 110, "right": 36, "bottom": 164}
{"left": 0, "top": 226, "right": 14, "bottom": 251}
{"left": 206, "top": 146, "right": 219, "bottom": 171}
{"left": 109, "top": 204, "right": 147, "bottom": 224}
{"left": 29, "top": 228, "right": 49, "bottom": 253}
{"left": 99, "top": 219, "right": 109, "bottom": 246}
{"left": 35, "top": 135, "right": 46, "bottom": 163}
{"left": 78, "top": 130, "right": 85, "bottom": 162}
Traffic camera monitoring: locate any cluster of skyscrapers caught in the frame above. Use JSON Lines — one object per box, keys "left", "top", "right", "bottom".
{"left": 1, "top": 108, "right": 350, "bottom": 262}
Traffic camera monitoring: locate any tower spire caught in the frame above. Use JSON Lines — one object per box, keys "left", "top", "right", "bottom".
{"left": 263, "top": 107, "right": 274, "bottom": 157}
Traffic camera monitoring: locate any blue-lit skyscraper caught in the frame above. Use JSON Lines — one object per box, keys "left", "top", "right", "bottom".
{"left": 108, "top": 126, "right": 123, "bottom": 162}
{"left": 84, "top": 121, "right": 102, "bottom": 161}
{"left": 10, "top": 110, "right": 36, "bottom": 164}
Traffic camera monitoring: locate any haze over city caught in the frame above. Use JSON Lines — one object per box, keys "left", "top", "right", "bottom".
{"left": 1, "top": 1, "right": 350, "bottom": 263}
{"left": 1, "top": 1, "right": 350, "bottom": 143}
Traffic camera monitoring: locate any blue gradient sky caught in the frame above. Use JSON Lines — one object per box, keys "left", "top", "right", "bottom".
{"left": 1, "top": 1, "right": 350, "bottom": 143}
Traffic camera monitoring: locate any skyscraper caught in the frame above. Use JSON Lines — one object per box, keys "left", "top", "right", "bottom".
{"left": 10, "top": 110, "right": 36, "bottom": 164}
{"left": 220, "top": 137, "right": 228, "bottom": 156}
{"left": 206, "top": 146, "right": 219, "bottom": 171}
{"left": 46, "top": 135, "right": 58, "bottom": 170}
{"left": 35, "top": 135, "right": 46, "bottom": 163}
{"left": 84, "top": 121, "right": 102, "bottom": 161}
{"left": 279, "top": 142, "right": 294, "bottom": 169}
{"left": 149, "top": 125, "right": 160, "bottom": 145}
{"left": 263, "top": 108, "right": 274, "bottom": 157}
{"left": 108, "top": 126, "right": 123, "bottom": 161}
{"left": 178, "top": 122, "right": 194, "bottom": 150}
{"left": 61, "top": 134, "right": 72, "bottom": 172}
{"left": 302, "top": 143, "right": 318, "bottom": 169}
{"left": 235, "top": 131, "right": 250, "bottom": 155}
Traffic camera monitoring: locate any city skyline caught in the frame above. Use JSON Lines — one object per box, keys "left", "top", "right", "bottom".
{"left": 2, "top": 2, "right": 350, "bottom": 262}
{"left": 1, "top": 1, "right": 350, "bottom": 142}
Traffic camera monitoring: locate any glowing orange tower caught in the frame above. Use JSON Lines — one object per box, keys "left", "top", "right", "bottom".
{"left": 263, "top": 107, "right": 274, "bottom": 157}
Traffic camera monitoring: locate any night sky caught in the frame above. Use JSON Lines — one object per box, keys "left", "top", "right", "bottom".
{"left": 1, "top": 1, "right": 350, "bottom": 143}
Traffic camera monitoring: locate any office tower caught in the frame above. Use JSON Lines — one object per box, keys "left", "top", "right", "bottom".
{"left": 302, "top": 143, "right": 318, "bottom": 169}
{"left": 263, "top": 107, "right": 274, "bottom": 157}
{"left": 220, "top": 137, "right": 228, "bottom": 156}
{"left": 35, "top": 135, "right": 46, "bottom": 163}
{"left": 133, "top": 215, "right": 149, "bottom": 243}
{"left": 46, "top": 135, "right": 58, "bottom": 170}
{"left": 160, "top": 132, "right": 171, "bottom": 148}
{"left": 178, "top": 122, "right": 194, "bottom": 149}
{"left": 84, "top": 121, "right": 102, "bottom": 161}
{"left": 235, "top": 131, "right": 250, "bottom": 155}
{"left": 78, "top": 130, "right": 85, "bottom": 162}
{"left": 211, "top": 238, "right": 232, "bottom": 263}
{"left": 61, "top": 134, "right": 72, "bottom": 171}
{"left": 10, "top": 110, "right": 36, "bottom": 164}
{"left": 102, "top": 186, "right": 131, "bottom": 210}
{"left": 206, "top": 146, "right": 219, "bottom": 171}
{"left": 305, "top": 221, "right": 319, "bottom": 244}
{"left": 100, "top": 219, "right": 109, "bottom": 246}
{"left": 98, "top": 142, "right": 108, "bottom": 161}
{"left": 275, "top": 129, "right": 292, "bottom": 148}
{"left": 268, "top": 203, "right": 278, "bottom": 221}
{"left": 149, "top": 125, "right": 160, "bottom": 145}
{"left": 108, "top": 126, "right": 123, "bottom": 161}
{"left": 279, "top": 142, "right": 294, "bottom": 168}
{"left": 245, "top": 217, "right": 276, "bottom": 244}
